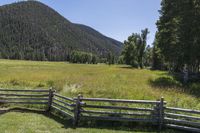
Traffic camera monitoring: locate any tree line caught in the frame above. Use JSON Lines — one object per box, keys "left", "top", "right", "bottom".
{"left": 154, "top": 0, "right": 200, "bottom": 73}
{"left": 121, "top": 0, "right": 200, "bottom": 77}
{"left": 2, "top": 0, "right": 200, "bottom": 73}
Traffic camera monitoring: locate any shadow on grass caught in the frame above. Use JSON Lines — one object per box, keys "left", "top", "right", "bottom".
{"left": 118, "top": 66, "right": 137, "bottom": 70}
{"left": 0, "top": 107, "right": 73, "bottom": 129}
{"left": 149, "top": 76, "right": 182, "bottom": 89}
{"left": 77, "top": 120, "right": 166, "bottom": 132}
{"left": 0, "top": 107, "right": 45, "bottom": 115}
{"left": 0, "top": 107, "right": 176, "bottom": 132}
{"left": 149, "top": 75, "right": 200, "bottom": 98}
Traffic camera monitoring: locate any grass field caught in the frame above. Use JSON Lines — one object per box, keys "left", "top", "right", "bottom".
{"left": 0, "top": 111, "right": 182, "bottom": 133}
{"left": 0, "top": 59, "right": 199, "bottom": 109}
{"left": 0, "top": 111, "right": 134, "bottom": 133}
{"left": 0, "top": 59, "right": 199, "bottom": 132}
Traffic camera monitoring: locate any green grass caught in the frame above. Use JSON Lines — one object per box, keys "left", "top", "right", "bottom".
{"left": 0, "top": 111, "right": 181, "bottom": 133}
{"left": 0, "top": 59, "right": 199, "bottom": 132}
{"left": 0, "top": 59, "right": 199, "bottom": 109}
{"left": 0, "top": 112, "right": 133, "bottom": 133}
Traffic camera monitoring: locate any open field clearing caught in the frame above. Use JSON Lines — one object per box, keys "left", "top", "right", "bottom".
{"left": 0, "top": 59, "right": 199, "bottom": 109}
{"left": 0, "top": 59, "right": 199, "bottom": 132}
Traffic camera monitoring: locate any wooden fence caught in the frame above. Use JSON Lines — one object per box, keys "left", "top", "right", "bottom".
{"left": 0, "top": 88, "right": 200, "bottom": 132}
{"left": 165, "top": 107, "right": 200, "bottom": 132}
{"left": 0, "top": 89, "right": 49, "bottom": 107}
{"left": 73, "top": 96, "right": 165, "bottom": 128}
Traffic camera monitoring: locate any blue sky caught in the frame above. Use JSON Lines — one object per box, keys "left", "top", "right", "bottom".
{"left": 0, "top": 0, "right": 161, "bottom": 45}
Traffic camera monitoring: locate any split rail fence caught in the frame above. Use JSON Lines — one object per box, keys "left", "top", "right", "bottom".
{"left": 0, "top": 88, "right": 200, "bottom": 132}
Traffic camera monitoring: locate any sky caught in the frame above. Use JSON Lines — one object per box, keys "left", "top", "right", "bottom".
{"left": 0, "top": 0, "right": 161, "bottom": 45}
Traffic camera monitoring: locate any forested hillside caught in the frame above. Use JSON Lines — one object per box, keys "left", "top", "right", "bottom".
{"left": 0, "top": 1, "right": 122, "bottom": 62}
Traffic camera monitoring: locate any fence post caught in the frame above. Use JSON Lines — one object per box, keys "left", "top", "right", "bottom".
{"left": 46, "top": 88, "right": 54, "bottom": 112}
{"left": 159, "top": 97, "right": 164, "bottom": 131}
{"left": 153, "top": 99, "right": 160, "bottom": 126}
{"left": 73, "top": 94, "right": 82, "bottom": 127}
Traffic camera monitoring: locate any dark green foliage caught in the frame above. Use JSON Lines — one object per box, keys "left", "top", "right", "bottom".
{"left": 121, "top": 36, "right": 138, "bottom": 67}
{"left": 0, "top": 1, "right": 122, "bottom": 62}
{"left": 156, "top": 0, "right": 200, "bottom": 73}
{"left": 117, "top": 56, "right": 124, "bottom": 64}
{"left": 139, "top": 29, "right": 149, "bottom": 68}
{"left": 121, "top": 29, "right": 150, "bottom": 68}
{"left": 149, "top": 76, "right": 181, "bottom": 88}
{"left": 152, "top": 32, "right": 165, "bottom": 70}
{"left": 143, "top": 45, "right": 152, "bottom": 67}
{"left": 107, "top": 52, "right": 115, "bottom": 65}
{"left": 69, "top": 51, "right": 98, "bottom": 64}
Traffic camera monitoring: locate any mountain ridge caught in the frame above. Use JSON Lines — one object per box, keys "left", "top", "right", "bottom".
{"left": 0, "top": 1, "right": 123, "bottom": 61}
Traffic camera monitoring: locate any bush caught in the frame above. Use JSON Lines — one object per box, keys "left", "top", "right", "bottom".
{"left": 69, "top": 51, "right": 99, "bottom": 64}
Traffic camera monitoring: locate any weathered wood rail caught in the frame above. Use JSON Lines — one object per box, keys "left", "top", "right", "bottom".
{"left": 74, "top": 96, "right": 165, "bottom": 128}
{"left": 165, "top": 107, "right": 200, "bottom": 132}
{"left": 0, "top": 89, "right": 49, "bottom": 106}
{"left": 0, "top": 88, "right": 200, "bottom": 132}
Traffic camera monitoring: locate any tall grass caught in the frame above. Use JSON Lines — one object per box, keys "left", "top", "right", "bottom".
{"left": 0, "top": 59, "right": 199, "bottom": 109}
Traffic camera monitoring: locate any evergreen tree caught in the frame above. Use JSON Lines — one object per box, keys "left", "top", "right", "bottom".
{"left": 107, "top": 52, "right": 115, "bottom": 65}
{"left": 156, "top": 0, "right": 200, "bottom": 73}
{"left": 152, "top": 32, "right": 165, "bottom": 70}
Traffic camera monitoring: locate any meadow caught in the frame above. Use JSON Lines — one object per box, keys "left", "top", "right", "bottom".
{"left": 0, "top": 59, "right": 199, "bottom": 132}
{"left": 0, "top": 111, "right": 182, "bottom": 133}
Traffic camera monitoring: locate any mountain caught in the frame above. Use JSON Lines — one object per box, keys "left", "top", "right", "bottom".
{"left": 0, "top": 1, "right": 123, "bottom": 61}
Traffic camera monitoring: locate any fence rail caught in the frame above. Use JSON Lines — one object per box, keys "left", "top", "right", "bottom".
{"left": 164, "top": 106, "right": 200, "bottom": 132}
{"left": 0, "top": 88, "right": 200, "bottom": 132}
{"left": 50, "top": 93, "right": 75, "bottom": 118}
{"left": 0, "top": 89, "right": 49, "bottom": 108}
{"left": 78, "top": 96, "right": 159, "bottom": 129}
